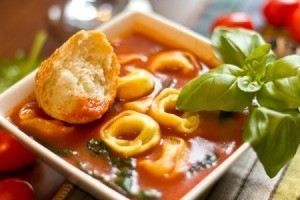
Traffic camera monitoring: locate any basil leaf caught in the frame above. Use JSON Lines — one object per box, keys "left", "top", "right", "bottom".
{"left": 243, "top": 44, "right": 274, "bottom": 80}
{"left": 0, "top": 53, "right": 25, "bottom": 93}
{"left": 176, "top": 64, "right": 254, "bottom": 112}
{"left": 0, "top": 31, "right": 46, "bottom": 94}
{"left": 211, "top": 28, "right": 268, "bottom": 66}
{"left": 243, "top": 106, "right": 300, "bottom": 177}
{"left": 237, "top": 75, "right": 262, "bottom": 92}
{"left": 264, "top": 55, "right": 300, "bottom": 80}
{"left": 257, "top": 55, "right": 300, "bottom": 110}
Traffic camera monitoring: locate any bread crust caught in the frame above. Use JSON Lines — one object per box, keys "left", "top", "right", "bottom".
{"left": 35, "top": 30, "right": 120, "bottom": 124}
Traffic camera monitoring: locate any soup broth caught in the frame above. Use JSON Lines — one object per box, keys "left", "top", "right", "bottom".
{"left": 7, "top": 33, "right": 247, "bottom": 200}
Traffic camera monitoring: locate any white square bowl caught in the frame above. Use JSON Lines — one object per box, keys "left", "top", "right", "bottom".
{"left": 0, "top": 11, "right": 250, "bottom": 200}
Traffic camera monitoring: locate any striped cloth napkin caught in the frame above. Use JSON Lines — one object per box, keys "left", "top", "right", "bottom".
{"left": 207, "top": 148, "right": 300, "bottom": 200}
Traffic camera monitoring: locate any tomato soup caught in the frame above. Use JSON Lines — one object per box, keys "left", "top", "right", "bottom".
{"left": 7, "top": 33, "right": 247, "bottom": 200}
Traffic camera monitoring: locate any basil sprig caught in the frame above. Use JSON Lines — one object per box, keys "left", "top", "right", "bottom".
{"left": 176, "top": 27, "right": 300, "bottom": 177}
{"left": 0, "top": 31, "right": 47, "bottom": 93}
{"left": 243, "top": 106, "right": 300, "bottom": 177}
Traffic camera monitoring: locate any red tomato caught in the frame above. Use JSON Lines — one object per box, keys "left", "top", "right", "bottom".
{"left": 287, "top": 7, "right": 300, "bottom": 43}
{"left": 0, "top": 178, "right": 35, "bottom": 200}
{"left": 0, "top": 130, "right": 36, "bottom": 171}
{"left": 263, "top": 0, "right": 299, "bottom": 26}
{"left": 210, "top": 12, "right": 254, "bottom": 33}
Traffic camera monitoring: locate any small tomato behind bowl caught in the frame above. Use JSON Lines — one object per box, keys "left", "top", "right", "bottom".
{"left": 262, "top": 0, "right": 299, "bottom": 26}
{"left": 210, "top": 12, "right": 254, "bottom": 33}
{"left": 287, "top": 7, "right": 300, "bottom": 43}
{"left": 0, "top": 178, "right": 35, "bottom": 200}
{"left": 0, "top": 130, "right": 36, "bottom": 172}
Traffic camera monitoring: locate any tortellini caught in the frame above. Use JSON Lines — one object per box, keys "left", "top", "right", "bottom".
{"left": 149, "top": 88, "right": 200, "bottom": 134}
{"left": 139, "top": 137, "right": 189, "bottom": 178}
{"left": 18, "top": 102, "right": 74, "bottom": 138}
{"left": 117, "top": 54, "right": 148, "bottom": 65}
{"left": 117, "top": 68, "right": 155, "bottom": 101}
{"left": 123, "top": 97, "right": 153, "bottom": 113}
{"left": 100, "top": 110, "right": 161, "bottom": 157}
{"left": 150, "top": 51, "right": 199, "bottom": 74}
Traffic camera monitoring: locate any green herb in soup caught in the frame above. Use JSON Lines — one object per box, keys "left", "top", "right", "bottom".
{"left": 86, "top": 139, "right": 161, "bottom": 199}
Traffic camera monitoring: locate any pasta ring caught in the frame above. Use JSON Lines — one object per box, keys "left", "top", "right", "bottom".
{"left": 18, "top": 102, "right": 74, "bottom": 138}
{"left": 139, "top": 136, "right": 189, "bottom": 178}
{"left": 117, "top": 68, "right": 155, "bottom": 101}
{"left": 149, "top": 88, "right": 200, "bottom": 134}
{"left": 100, "top": 110, "right": 161, "bottom": 157}
{"left": 150, "top": 51, "right": 200, "bottom": 74}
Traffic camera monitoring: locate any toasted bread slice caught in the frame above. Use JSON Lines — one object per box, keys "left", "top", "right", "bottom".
{"left": 35, "top": 30, "right": 120, "bottom": 124}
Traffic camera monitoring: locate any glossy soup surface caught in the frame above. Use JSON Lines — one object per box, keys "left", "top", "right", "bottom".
{"left": 8, "top": 33, "right": 247, "bottom": 200}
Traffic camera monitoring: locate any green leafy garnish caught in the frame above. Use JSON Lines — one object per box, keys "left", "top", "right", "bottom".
{"left": 177, "top": 64, "right": 254, "bottom": 111}
{"left": 243, "top": 106, "right": 300, "bottom": 177}
{"left": 87, "top": 139, "right": 110, "bottom": 159}
{"left": 54, "top": 148, "right": 75, "bottom": 156}
{"left": 257, "top": 55, "right": 300, "bottom": 110}
{"left": 187, "top": 153, "right": 217, "bottom": 176}
{"left": 86, "top": 139, "right": 161, "bottom": 199}
{"left": 0, "top": 30, "right": 47, "bottom": 93}
{"left": 176, "top": 27, "right": 300, "bottom": 178}
{"left": 211, "top": 28, "right": 274, "bottom": 67}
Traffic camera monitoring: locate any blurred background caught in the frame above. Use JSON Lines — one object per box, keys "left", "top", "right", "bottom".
{"left": 1, "top": 0, "right": 296, "bottom": 59}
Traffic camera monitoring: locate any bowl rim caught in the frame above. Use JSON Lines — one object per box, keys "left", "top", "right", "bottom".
{"left": 0, "top": 10, "right": 250, "bottom": 200}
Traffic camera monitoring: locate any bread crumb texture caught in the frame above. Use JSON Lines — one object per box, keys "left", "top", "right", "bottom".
{"left": 35, "top": 30, "right": 120, "bottom": 124}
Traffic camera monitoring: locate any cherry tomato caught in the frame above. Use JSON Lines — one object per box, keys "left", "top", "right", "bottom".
{"left": 0, "top": 178, "right": 35, "bottom": 200}
{"left": 210, "top": 12, "right": 254, "bottom": 33}
{"left": 287, "top": 7, "right": 300, "bottom": 43}
{"left": 0, "top": 130, "right": 36, "bottom": 171}
{"left": 262, "top": 0, "right": 299, "bottom": 26}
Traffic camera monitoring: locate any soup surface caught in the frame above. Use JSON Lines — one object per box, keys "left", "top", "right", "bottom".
{"left": 8, "top": 33, "right": 247, "bottom": 200}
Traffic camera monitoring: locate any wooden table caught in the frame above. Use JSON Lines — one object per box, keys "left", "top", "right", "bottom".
{"left": 0, "top": 0, "right": 64, "bottom": 59}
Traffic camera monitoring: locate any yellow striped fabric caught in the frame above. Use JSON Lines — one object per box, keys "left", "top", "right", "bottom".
{"left": 273, "top": 147, "right": 300, "bottom": 200}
